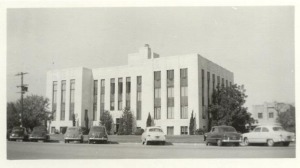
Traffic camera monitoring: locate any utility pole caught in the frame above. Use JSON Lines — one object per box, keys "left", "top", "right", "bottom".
{"left": 15, "top": 72, "right": 28, "bottom": 127}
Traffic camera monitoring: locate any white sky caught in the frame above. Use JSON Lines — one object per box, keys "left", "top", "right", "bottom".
{"left": 6, "top": 7, "right": 294, "bottom": 111}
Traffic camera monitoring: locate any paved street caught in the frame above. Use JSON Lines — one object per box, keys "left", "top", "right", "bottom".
{"left": 7, "top": 141, "right": 295, "bottom": 159}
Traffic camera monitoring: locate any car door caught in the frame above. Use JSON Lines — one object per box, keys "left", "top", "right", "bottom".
{"left": 249, "top": 127, "right": 262, "bottom": 143}
{"left": 206, "top": 127, "right": 215, "bottom": 143}
{"left": 207, "top": 127, "right": 219, "bottom": 143}
{"left": 260, "top": 127, "right": 270, "bottom": 143}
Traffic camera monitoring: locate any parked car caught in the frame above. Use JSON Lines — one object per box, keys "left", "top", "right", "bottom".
{"left": 29, "top": 126, "right": 49, "bottom": 142}
{"left": 141, "top": 126, "right": 166, "bottom": 145}
{"left": 88, "top": 126, "right": 108, "bottom": 144}
{"left": 205, "top": 126, "right": 242, "bottom": 146}
{"left": 242, "top": 125, "right": 295, "bottom": 147}
{"left": 9, "top": 126, "right": 29, "bottom": 141}
{"left": 64, "top": 127, "right": 84, "bottom": 143}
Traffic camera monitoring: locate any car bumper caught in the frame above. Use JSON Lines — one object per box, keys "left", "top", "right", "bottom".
{"left": 9, "top": 136, "right": 25, "bottom": 140}
{"left": 222, "top": 139, "right": 242, "bottom": 143}
{"left": 65, "top": 137, "right": 81, "bottom": 141}
{"left": 29, "top": 137, "right": 47, "bottom": 140}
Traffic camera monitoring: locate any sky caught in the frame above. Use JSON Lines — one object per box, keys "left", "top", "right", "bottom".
{"left": 6, "top": 7, "right": 294, "bottom": 111}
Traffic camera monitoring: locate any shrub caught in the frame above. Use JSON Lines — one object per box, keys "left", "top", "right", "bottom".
{"left": 134, "top": 128, "right": 144, "bottom": 135}
{"left": 195, "top": 128, "right": 207, "bottom": 135}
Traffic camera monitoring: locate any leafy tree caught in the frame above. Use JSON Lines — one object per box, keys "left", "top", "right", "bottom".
{"left": 208, "top": 84, "right": 253, "bottom": 133}
{"left": 189, "top": 111, "right": 196, "bottom": 135}
{"left": 72, "top": 113, "right": 76, "bottom": 126}
{"left": 100, "top": 110, "right": 114, "bottom": 134}
{"left": 7, "top": 102, "right": 20, "bottom": 129}
{"left": 118, "top": 107, "right": 134, "bottom": 135}
{"left": 146, "top": 112, "right": 152, "bottom": 127}
{"left": 277, "top": 105, "right": 295, "bottom": 132}
{"left": 7, "top": 95, "right": 50, "bottom": 130}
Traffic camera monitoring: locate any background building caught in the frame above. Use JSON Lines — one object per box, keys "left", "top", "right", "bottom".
{"left": 251, "top": 102, "right": 292, "bottom": 126}
{"left": 46, "top": 45, "right": 234, "bottom": 135}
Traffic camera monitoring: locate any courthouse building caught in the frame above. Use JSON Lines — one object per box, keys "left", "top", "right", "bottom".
{"left": 46, "top": 45, "right": 234, "bottom": 135}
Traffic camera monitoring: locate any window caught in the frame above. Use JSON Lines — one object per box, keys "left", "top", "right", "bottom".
{"left": 167, "top": 70, "right": 174, "bottom": 119}
{"left": 180, "top": 86, "right": 188, "bottom": 96}
{"left": 154, "top": 107, "right": 161, "bottom": 119}
{"left": 118, "top": 78, "right": 123, "bottom": 110}
{"left": 258, "top": 113, "right": 263, "bottom": 119}
{"left": 212, "top": 74, "right": 215, "bottom": 90}
{"left": 51, "top": 127, "right": 55, "bottom": 134}
{"left": 226, "top": 80, "right": 228, "bottom": 87}
{"left": 154, "top": 71, "right": 161, "bottom": 119}
{"left": 181, "top": 126, "right": 188, "bottom": 135}
{"left": 180, "top": 106, "right": 188, "bottom": 119}
{"left": 262, "top": 127, "right": 269, "bottom": 132}
{"left": 136, "top": 76, "right": 142, "bottom": 120}
{"left": 167, "top": 126, "right": 174, "bottom": 135}
{"left": 269, "top": 112, "right": 274, "bottom": 118}
{"left": 70, "top": 79, "right": 75, "bottom": 120}
{"left": 201, "top": 69, "right": 205, "bottom": 106}
{"left": 52, "top": 81, "right": 57, "bottom": 121}
{"left": 222, "top": 78, "right": 224, "bottom": 87}
{"left": 100, "top": 79, "right": 105, "bottom": 114}
{"left": 207, "top": 71, "right": 210, "bottom": 105}
{"left": 254, "top": 127, "right": 261, "bottom": 132}
{"left": 126, "top": 77, "right": 131, "bottom": 109}
{"left": 110, "top": 78, "right": 115, "bottom": 110}
{"left": 60, "top": 80, "right": 66, "bottom": 121}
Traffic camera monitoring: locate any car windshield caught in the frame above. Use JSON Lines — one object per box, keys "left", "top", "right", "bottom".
{"left": 273, "top": 127, "right": 283, "bottom": 131}
{"left": 12, "top": 127, "right": 24, "bottom": 133}
{"left": 66, "top": 127, "right": 80, "bottom": 133}
{"left": 91, "top": 127, "right": 105, "bottom": 132}
{"left": 149, "top": 128, "right": 163, "bottom": 132}
{"left": 219, "top": 127, "right": 236, "bottom": 133}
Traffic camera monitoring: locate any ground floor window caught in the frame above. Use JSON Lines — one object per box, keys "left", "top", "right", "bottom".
{"left": 60, "top": 127, "right": 67, "bottom": 134}
{"left": 181, "top": 126, "right": 188, "bottom": 135}
{"left": 167, "top": 126, "right": 174, "bottom": 135}
{"left": 51, "top": 127, "right": 55, "bottom": 134}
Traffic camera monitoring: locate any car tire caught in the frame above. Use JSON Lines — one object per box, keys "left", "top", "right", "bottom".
{"left": 206, "top": 142, "right": 210, "bottom": 146}
{"left": 267, "top": 139, "right": 274, "bottom": 147}
{"left": 283, "top": 142, "right": 290, "bottom": 146}
{"left": 217, "top": 139, "right": 222, "bottom": 146}
{"left": 244, "top": 138, "right": 249, "bottom": 146}
{"left": 65, "top": 140, "right": 67, "bottom": 143}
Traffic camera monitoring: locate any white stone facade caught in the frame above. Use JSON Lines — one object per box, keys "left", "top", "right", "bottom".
{"left": 46, "top": 45, "right": 234, "bottom": 135}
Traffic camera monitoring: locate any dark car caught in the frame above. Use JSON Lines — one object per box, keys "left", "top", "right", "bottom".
{"left": 64, "top": 127, "right": 84, "bottom": 143}
{"left": 29, "top": 126, "right": 49, "bottom": 142}
{"left": 88, "top": 126, "right": 108, "bottom": 144}
{"left": 205, "top": 126, "right": 242, "bottom": 146}
{"left": 9, "top": 127, "right": 29, "bottom": 141}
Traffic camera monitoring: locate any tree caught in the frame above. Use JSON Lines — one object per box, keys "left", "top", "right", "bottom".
{"left": 72, "top": 113, "right": 76, "bottom": 126}
{"left": 146, "top": 112, "right": 152, "bottom": 127}
{"left": 277, "top": 105, "right": 295, "bottom": 132}
{"left": 189, "top": 111, "right": 196, "bottom": 135}
{"left": 84, "top": 110, "right": 89, "bottom": 129}
{"left": 100, "top": 110, "right": 114, "bottom": 134}
{"left": 7, "top": 95, "right": 50, "bottom": 130}
{"left": 208, "top": 84, "right": 253, "bottom": 133}
{"left": 7, "top": 102, "right": 20, "bottom": 129}
{"left": 118, "top": 107, "right": 134, "bottom": 135}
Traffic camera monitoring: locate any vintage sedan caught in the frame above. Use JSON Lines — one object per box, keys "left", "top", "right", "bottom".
{"left": 88, "top": 126, "right": 108, "bottom": 144}
{"left": 141, "top": 126, "right": 166, "bottom": 145}
{"left": 205, "top": 126, "right": 242, "bottom": 146}
{"left": 29, "top": 126, "right": 49, "bottom": 142}
{"left": 242, "top": 125, "right": 295, "bottom": 147}
{"left": 9, "top": 127, "right": 29, "bottom": 141}
{"left": 64, "top": 127, "right": 84, "bottom": 143}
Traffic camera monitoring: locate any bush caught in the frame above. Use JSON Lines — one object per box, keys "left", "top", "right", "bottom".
{"left": 195, "top": 128, "right": 207, "bottom": 135}
{"left": 134, "top": 128, "right": 144, "bottom": 135}
{"left": 81, "top": 127, "right": 89, "bottom": 135}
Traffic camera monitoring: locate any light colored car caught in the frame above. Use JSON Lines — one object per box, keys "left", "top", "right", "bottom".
{"left": 141, "top": 127, "right": 166, "bottom": 145}
{"left": 88, "top": 126, "right": 108, "bottom": 144}
{"left": 64, "top": 127, "right": 84, "bottom": 143}
{"left": 204, "top": 126, "right": 242, "bottom": 146}
{"left": 242, "top": 125, "right": 295, "bottom": 146}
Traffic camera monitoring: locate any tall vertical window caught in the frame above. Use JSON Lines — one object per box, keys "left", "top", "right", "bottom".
{"left": 207, "top": 71, "right": 210, "bottom": 106}
{"left": 230, "top": 82, "right": 232, "bottom": 86}
{"left": 212, "top": 74, "right": 215, "bottom": 90}
{"left": 167, "top": 70, "right": 174, "bottom": 119}
{"left": 126, "top": 77, "right": 131, "bottom": 109}
{"left": 226, "top": 80, "right": 228, "bottom": 87}
{"left": 110, "top": 78, "right": 115, "bottom": 110}
{"left": 269, "top": 112, "right": 274, "bottom": 118}
{"left": 201, "top": 69, "right": 205, "bottom": 106}
{"left": 69, "top": 79, "right": 75, "bottom": 121}
{"left": 92, "top": 80, "right": 97, "bottom": 121}
{"left": 52, "top": 81, "right": 57, "bottom": 121}
{"left": 167, "top": 126, "right": 174, "bottom": 135}
{"left": 60, "top": 80, "right": 66, "bottom": 121}
{"left": 217, "top": 76, "right": 220, "bottom": 88}
{"left": 118, "top": 78, "right": 123, "bottom": 110}
{"left": 180, "top": 68, "right": 188, "bottom": 119}
{"left": 100, "top": 79, "right": 105, "bottom": 114}
{"left": 136, "top": 76, "right": 142, "bottom": 120}
{"left": 154, "top": 71, "right": 161, "bottom": 119}
{"left": 222, "top": 78, "right": 224, "bottom": 87}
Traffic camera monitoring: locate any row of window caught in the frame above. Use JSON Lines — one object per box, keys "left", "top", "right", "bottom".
{"left": 52, "top": 80, "right": 75, "bottom": 121}
{"left": 258, "top": 112, "right": 274, "bottom": 119}
{"left": 167, "top": 126, "right": 188, "bottom": 135}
